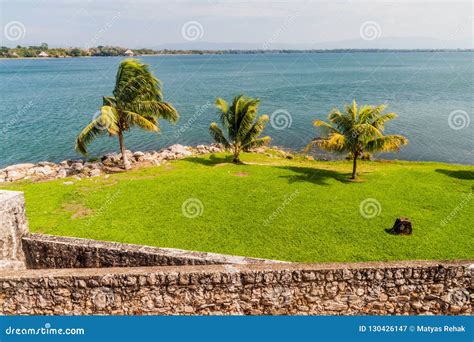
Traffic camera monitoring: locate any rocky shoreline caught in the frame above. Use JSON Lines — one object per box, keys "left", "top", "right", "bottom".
{"left": 0, "top": 144, "right": 303, "bottom": 183}
{"left": 0, "top": 144, "right": 228, "bottom": 183}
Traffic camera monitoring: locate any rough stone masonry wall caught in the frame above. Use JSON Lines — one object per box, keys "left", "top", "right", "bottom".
{"left": 22, "top": 234, "right": 281, "bottom": 269}
{"left": 0, "top": 261, "right": 471, "bottom": 315}
{"left": 0, "top": 191, "right": 28, "bottom": 270}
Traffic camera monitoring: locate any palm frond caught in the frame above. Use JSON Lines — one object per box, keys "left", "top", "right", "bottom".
{"left": 124, "top": 111, "right": 159, "bottom": 132}
{"left": 328, "top": 109, "right": 353, "bottom": 131}
{"left": 127, "top": 100, "right": 179, "bottom": 123}
{"left": 215, "top": 97, "right": 229, "bottom": 115}
{"left": 75, "top": 118, "right": 106, "bottom": 155}
{"left": 241, "top": 114, "right": 269, "bottom": 144}
{"left": 242, "top": 136, "right": 271, "bottom": 151}
{"left": 103, "top": 96, "right": 117, "bottom": 107}
{"left": 314, "top": 119, "right": 340, "bottom": 135}
{"left": 99, "top": 105, "right": 120, "bottom": 134}
{"left": 236, "top": 97, "right": 260, "bottom": 140}
{"left": 113, "top": 59, "right": 161, "bottom": 103}
{"left": 215, "top": 97, "right": 231, "bottom": 129}
{"left": 309, "top": 133, "right": 348, "bottom": 153}
{"left": 209, "top": 122, "right": 231, "bottom": 148}
{"left": 371, "top": 112, "right": 397, "bottom": 130}
{"left": 365, "top": 135, "right": 409, "bottom": 153}
{"left": 352, "top": 123, "right": 383, "bottom": 143}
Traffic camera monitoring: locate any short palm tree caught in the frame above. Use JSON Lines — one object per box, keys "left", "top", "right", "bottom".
{"left": 307, "top": 100, "right": 408, "bottom": 179}
{"left": 75, "top": 59, "right": 179, "bottom": 169}
{"left": 209, "top": 95, "right": 271, "bottom": 163}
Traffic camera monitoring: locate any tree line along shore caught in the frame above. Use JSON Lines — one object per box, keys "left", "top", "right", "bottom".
{"left": 1, "top": 44, "right": 472, "bottom": 58}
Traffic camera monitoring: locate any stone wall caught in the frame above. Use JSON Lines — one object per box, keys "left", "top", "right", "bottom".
{"left": 0, "top": 191, "right": 28, "bottom": 270}
{"left": 22, "top": 234, "right": 281, "bottom": 269}
{"left": 0, "top": 260, "right": 471, "bottom": 315}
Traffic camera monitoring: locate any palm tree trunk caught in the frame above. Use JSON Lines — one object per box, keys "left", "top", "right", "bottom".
{"left": 351, "top": 152, "right": 358, "bottom": 179}
{"left": 233, "top": 145, "right": 241, "bottom": 164}
{"left": 118, "top": 130, "right": 131, "bottom": 170}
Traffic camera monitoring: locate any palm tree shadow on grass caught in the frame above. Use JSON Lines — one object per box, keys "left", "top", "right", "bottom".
{"left": 183, "top": 156, "right": 350, "bottom": 185}
{"left": 277, "top": 166, "right": 351, "bottom": 185}
{"left": 435, "top": 169, "right": 474, "bottom": 180}
{"left": 183, "top": 154, "right": 234, "bottom": 166}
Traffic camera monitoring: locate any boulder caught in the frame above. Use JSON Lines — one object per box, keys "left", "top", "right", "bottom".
{"left": 89, "top": 169, "right": 101, "bottom": 177}
{"left": 3, "top": 163, "right": 35, "bottom": 172}
{"left": 90, "top": 162, "right": 102, "bottom": 169}
{"left": 133, "top": 151, "right": 145, "bottom": 159}
{"left": 168, "top": 144, "right": 192, "bottom": 156}
{"left": 6, "top": 170, "right": 25, "bottom": 182}
{"left": 102, "top": 153, "right": 121, "bottom": 164}
{"left": 33, "top": 166, "right": 55, "bottom": 177}
{"left": 37, "top": 161, "right": 56, "bottom": 167}
{"left": 57, "top": 168, "right": 67, "bottom": 179}
{"left": 160, "top": 150, "right": 176, "bottom": 160}
{"left": 71, "top": 163, "right": 84, "bottom": 172}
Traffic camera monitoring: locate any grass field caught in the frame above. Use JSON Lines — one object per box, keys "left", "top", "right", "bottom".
{"left": 2, "top": 152, "right": 473, "bottom": 262}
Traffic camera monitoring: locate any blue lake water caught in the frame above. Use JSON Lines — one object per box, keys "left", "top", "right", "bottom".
{"left": 0, "top": 52, "right": 472, "bottom": 168}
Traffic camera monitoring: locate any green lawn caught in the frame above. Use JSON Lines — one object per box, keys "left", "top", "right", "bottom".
{"left": 2, "top": 152, "right": 473, "bottom": 262}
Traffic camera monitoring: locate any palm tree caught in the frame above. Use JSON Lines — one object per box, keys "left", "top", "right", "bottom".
{"left": 307, "top": 100, "right": 408, "bottom": 179}
{"left": 75, "top": 58, "right": 179, "bottom": 169}
{"left": 209, "top": 95, "right": 271, "bottom": 163}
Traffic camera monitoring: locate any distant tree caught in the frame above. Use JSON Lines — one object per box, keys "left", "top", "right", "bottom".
{"left": 69, "top": 48, "right": 82, "bottom": 57}
{"left": 306, "top": 100, "right": 408, "bottom": 179}
{"left": 76, "top": 59, "right": 179, "bottom": 169}
{"left": 209, "top": 95, "right": 271, "bottom": 163}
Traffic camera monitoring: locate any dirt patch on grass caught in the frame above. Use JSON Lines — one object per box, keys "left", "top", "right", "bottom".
{"left": 233, "top": 172, "right": 249, "bottom": 177}
{"left": 62, "top": 202, "right": 94, "bottom": 219}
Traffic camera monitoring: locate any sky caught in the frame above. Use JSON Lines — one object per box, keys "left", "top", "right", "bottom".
{"left": 0, "top": 0, "right": 472, "bottom": 49}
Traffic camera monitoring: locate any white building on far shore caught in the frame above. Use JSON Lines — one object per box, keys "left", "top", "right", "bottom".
{"left": 38, "top": 51, "right": 49, "bottom": 57}
{"left": 124, "top": 49, "right": 134, "bottom": 56}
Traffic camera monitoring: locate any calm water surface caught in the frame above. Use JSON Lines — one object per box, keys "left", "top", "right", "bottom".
{"left": 0, "top": 52, "right": 472, "bottom": 167}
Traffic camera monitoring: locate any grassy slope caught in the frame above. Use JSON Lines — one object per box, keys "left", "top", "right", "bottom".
{"left": 2, "top": 152, "right": 473, "bottom": 262}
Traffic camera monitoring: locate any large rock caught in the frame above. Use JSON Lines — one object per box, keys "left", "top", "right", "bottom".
{"left": 133, "top": 151, "right": 145, "bottom": 159}
{"left": 57, "top": 168, "right": 67, "bottom": 178}
{"left": 71, "top": 163, "right": 84, "bottom": 172}
{"left": 3, "top": 163, "right": 35, "bottom": 172}
{"left": 89, "top": 169, "right": 101, "bottom": 177}
{"left": 6, "top": 170, "right": 26, "bottom": 182}
{"left": 168, "top": 144, "right": 192, "bottom": 157}
{"left": 37, "top": 161, "right": 56, "bottom": 167}
{"left": 32, "top": 166, "right": 56, "bottom": 177}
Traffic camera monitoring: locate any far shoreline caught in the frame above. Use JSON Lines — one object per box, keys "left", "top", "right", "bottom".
{"left": 1, "top": 48, "right": 473, "bottom": 60}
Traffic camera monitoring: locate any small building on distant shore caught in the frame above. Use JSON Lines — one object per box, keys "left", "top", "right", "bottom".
{"left": 38, "top": 51, "right": 49, "bottom": 57}
{"left": 124, "top": 49, "right": 134, "bottom": 56}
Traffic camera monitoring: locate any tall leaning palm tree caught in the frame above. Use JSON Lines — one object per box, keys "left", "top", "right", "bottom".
{"left": 76, "top": 59, "right": 179, "bottom": 169}
{"left": 209, "top": 95, "right": 271, "bottom": 163}
{"left": 307, "top": 100, "right": 408, "bottom": 179}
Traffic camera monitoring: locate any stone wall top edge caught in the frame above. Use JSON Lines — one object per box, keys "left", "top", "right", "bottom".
{"left": 23, "top": 233, "right": 286, "bottom": 264}
{"left": 0, "top": 190, "right": 24, "bottom": 204}
{"left": 1, "top": 259, "right": 472, "bottom": 281}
